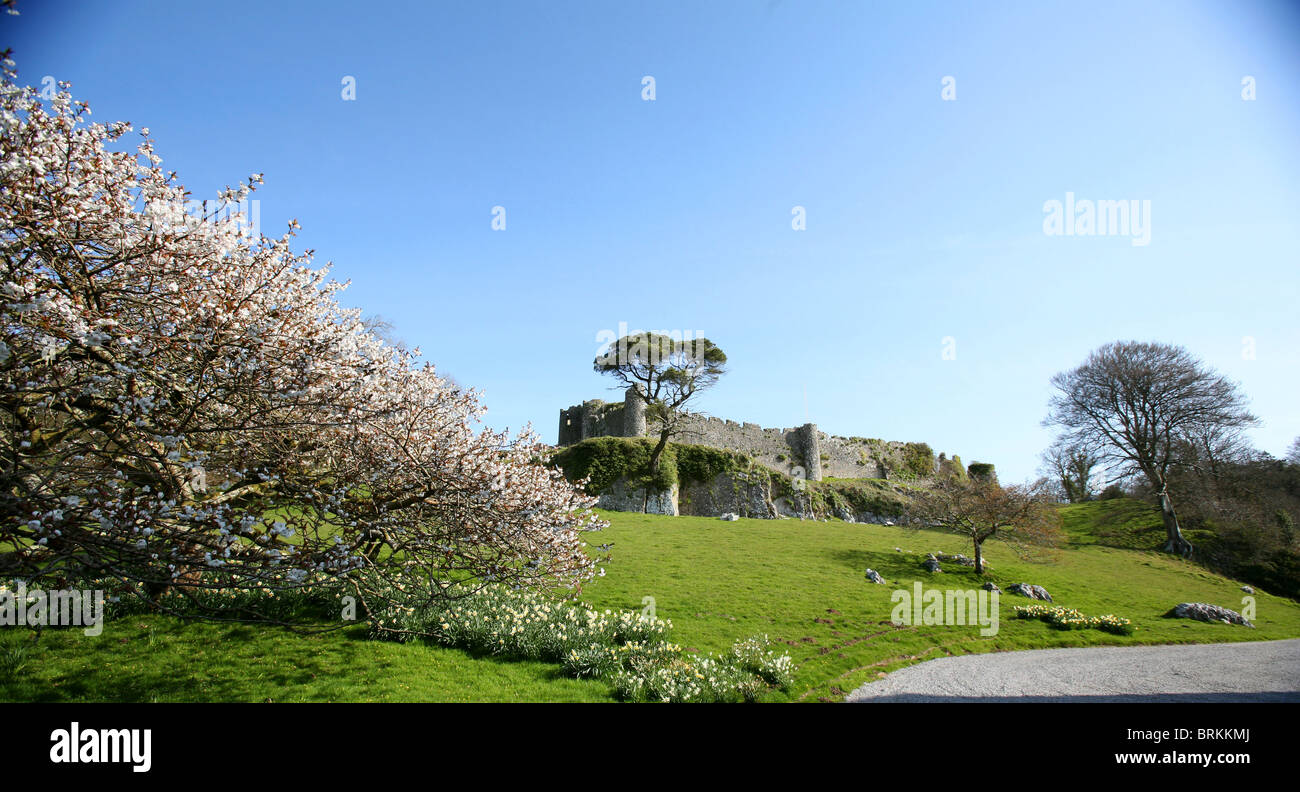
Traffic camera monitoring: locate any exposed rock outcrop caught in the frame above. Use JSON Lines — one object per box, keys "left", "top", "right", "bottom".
{"left": 592, "top": 470, "right": 908, "bottom": 523}
{"left": 1165, "top": 602, "right": 1254, "bottom": 627}
{"left": 1007, "top": 583, "right": 1052, "bottom": 602}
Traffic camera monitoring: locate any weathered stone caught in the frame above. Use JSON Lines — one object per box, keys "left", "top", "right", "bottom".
{"left": 936, "top": 553, "right": 986, "bottom": 568}
{"left": 922, "top": 555, "right": 942, "bottom": 573}
{"left": 1241, "top": 585, "right": 1254, "bottom": 594}
{"left": 981, "top": 582, "right": 1001, "bottom": 593}
{"left": 595, "top": 479, "right": 677, "bottom": 515}
{"left": 1007, "top": 583, "right": 1052, "bottom": 602}
{"left": 719, "top": 512, "right": 740, "bottom": 521}
{"left": 680, "top": 471, "right": 778, "bottom": 520}
{"left": 1165, "top": 602, "right": 1254, "bottom": 627}
{"left": 559, "top": 387, "right": 973, "bottom": 482}
{"left": 623, "top": 386, "right": 647, "bottom": 437}
{"left": 864, "top": 568, "right": 886, "bottom": 585}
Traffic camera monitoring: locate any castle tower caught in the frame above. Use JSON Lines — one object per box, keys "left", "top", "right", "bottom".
{"left": 581, "top": 399, "right": 602, "bottom": 439}
{"left": 558, "top": 404, "right": 584, "bottom": 446}
{"left": 797, "top": 423, "right": 822, "bottom": 481}
{"left": 623, "top": 386, "right": 647, "bottom": 438}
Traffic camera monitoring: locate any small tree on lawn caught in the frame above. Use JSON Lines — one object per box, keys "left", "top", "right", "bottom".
{"left": 593, "top": 331, "right": 726, "bottom": 491}
{"left": 907, "top": 476, "right": 1061, "bottom": 575}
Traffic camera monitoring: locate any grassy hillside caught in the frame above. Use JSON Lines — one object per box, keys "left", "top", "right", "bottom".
{"left": 1059, "top": 497, "right": 1176, "bottom": 550}
{"left": 4, "top": 509, "right": 1297, "bottom": 702}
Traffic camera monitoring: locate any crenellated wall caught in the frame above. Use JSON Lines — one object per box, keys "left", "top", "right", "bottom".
{"left": 558, "top": 388, "right": 968, "bottom": 482}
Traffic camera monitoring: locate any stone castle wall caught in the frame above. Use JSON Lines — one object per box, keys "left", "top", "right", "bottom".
{"left": 558, "top": 388, "right": 965, "bottom": 482}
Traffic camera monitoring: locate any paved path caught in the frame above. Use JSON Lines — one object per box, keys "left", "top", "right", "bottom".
{"left": 846, "top": 639, "right": 1300, "bottom": 702}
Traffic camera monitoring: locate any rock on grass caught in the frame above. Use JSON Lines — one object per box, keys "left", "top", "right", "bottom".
{"left": 1007, "top": 583, "right": 1052, "bottom": 602}
{"left": 1165, "top": 602, "right": 1254, "bottom": 627}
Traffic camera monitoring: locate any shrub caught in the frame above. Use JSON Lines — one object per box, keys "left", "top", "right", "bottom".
{"left": 675, "top": 444, "right": 750, "bottom": 485}
{"left": 552, "top": 438, "right": 756, "bottom": 495}
{"left": 897, "top": 443, "right": 935, "bottom": 479}
{"left": 551, "top": 437, "right": 671, "bottom": 493}
{"left": 1099, "top": 483, "right": 1127, "bottom": 500}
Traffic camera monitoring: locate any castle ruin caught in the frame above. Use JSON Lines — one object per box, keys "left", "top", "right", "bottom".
{"left": 558, "top": 388, "right": 963, "bottom": 482}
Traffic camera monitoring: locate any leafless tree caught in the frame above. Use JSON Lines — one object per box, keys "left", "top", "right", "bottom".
{"left": 1045, "top": 341, "right": 1258, "bottom": 557}
{"left": 1040, "top": 438, "right": 1101, "bottom": 503}
{"left": 907, "top": 476, "right": 1061, "bottom": 574}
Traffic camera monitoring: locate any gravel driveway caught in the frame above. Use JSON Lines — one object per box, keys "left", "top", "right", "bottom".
{"left": 846, "top": 639, "right": 1300, "bottom": 702}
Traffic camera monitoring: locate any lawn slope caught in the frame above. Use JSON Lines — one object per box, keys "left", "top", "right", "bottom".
{"left": 4, "top": 508, "right": 1296, "bottom": 702}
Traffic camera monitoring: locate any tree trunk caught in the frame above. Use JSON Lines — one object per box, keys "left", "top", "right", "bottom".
{"left": 645, "top": 430, "right": 671, "bottom": 514}
{"left": 1156, "top": 486, "right": 1193, "bottom": 557}
{"left": 973, "top": 540, "right": 984, "bottom": 575}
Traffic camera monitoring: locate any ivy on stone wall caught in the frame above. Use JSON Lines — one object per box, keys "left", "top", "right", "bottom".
{"left": 550, "top": 437, "right": 755, "bottom": 495}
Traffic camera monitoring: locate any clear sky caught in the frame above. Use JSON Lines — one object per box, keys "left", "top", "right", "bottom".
{"left": 7, "top": 0, "right": 1299, "bottom": 483}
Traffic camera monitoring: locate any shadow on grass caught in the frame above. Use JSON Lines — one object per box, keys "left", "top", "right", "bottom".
{"left": 828, "top": 548, "right": 997, "bottom": 587}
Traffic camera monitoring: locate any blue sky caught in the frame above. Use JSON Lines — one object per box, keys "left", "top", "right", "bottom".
{"left": 8, "top": 0, "right": 1299, "bottom": 482}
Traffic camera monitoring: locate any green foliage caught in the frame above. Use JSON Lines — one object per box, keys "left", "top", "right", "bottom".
{"left": 551, "top": 437, "right": 671, "bottom": 493}
{"left": 896, "top": 443, "right": 935, "bottom": 479}
{"left": 967, "top": 461, "right": 996, "bottom": 481}
{"left": 675, "top": 444, "right": 752, "bottom": 485}
{"left": 551, "top": 437, "right": 756, "bottom": 495}
{"left": 1099, "top": 483, "right": 1126, "bottom": 500}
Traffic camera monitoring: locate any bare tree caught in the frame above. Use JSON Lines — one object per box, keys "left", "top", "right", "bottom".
{"left": 907, "top": 477, "right": 1061, "bottom": 574}
{"left": 1045, "top": 341, "right": 1258, "bottom": 557}
{"left": 1040, "top": 438, "right": 1100, "bottom": 503}
{"left": 1287, "top": 437, "right": 1300, "bottom": 466}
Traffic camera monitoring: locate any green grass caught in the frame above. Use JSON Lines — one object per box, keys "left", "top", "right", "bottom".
{"left": 0, "top": 620, "right": 612, "bottom": 702}
{"left": 1059, "top": 498, "right": 1167, "bottom": 549}
{"left": 576, "top": 510, "right": 1300, "bottom": 701}
{"left": 3, "top": 507, "right": 1297, "bottom": 702}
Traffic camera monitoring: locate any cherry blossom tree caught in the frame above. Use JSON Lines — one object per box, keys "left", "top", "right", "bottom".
{"left": 0, "top": 62, "right": 603, "bottom": 625}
